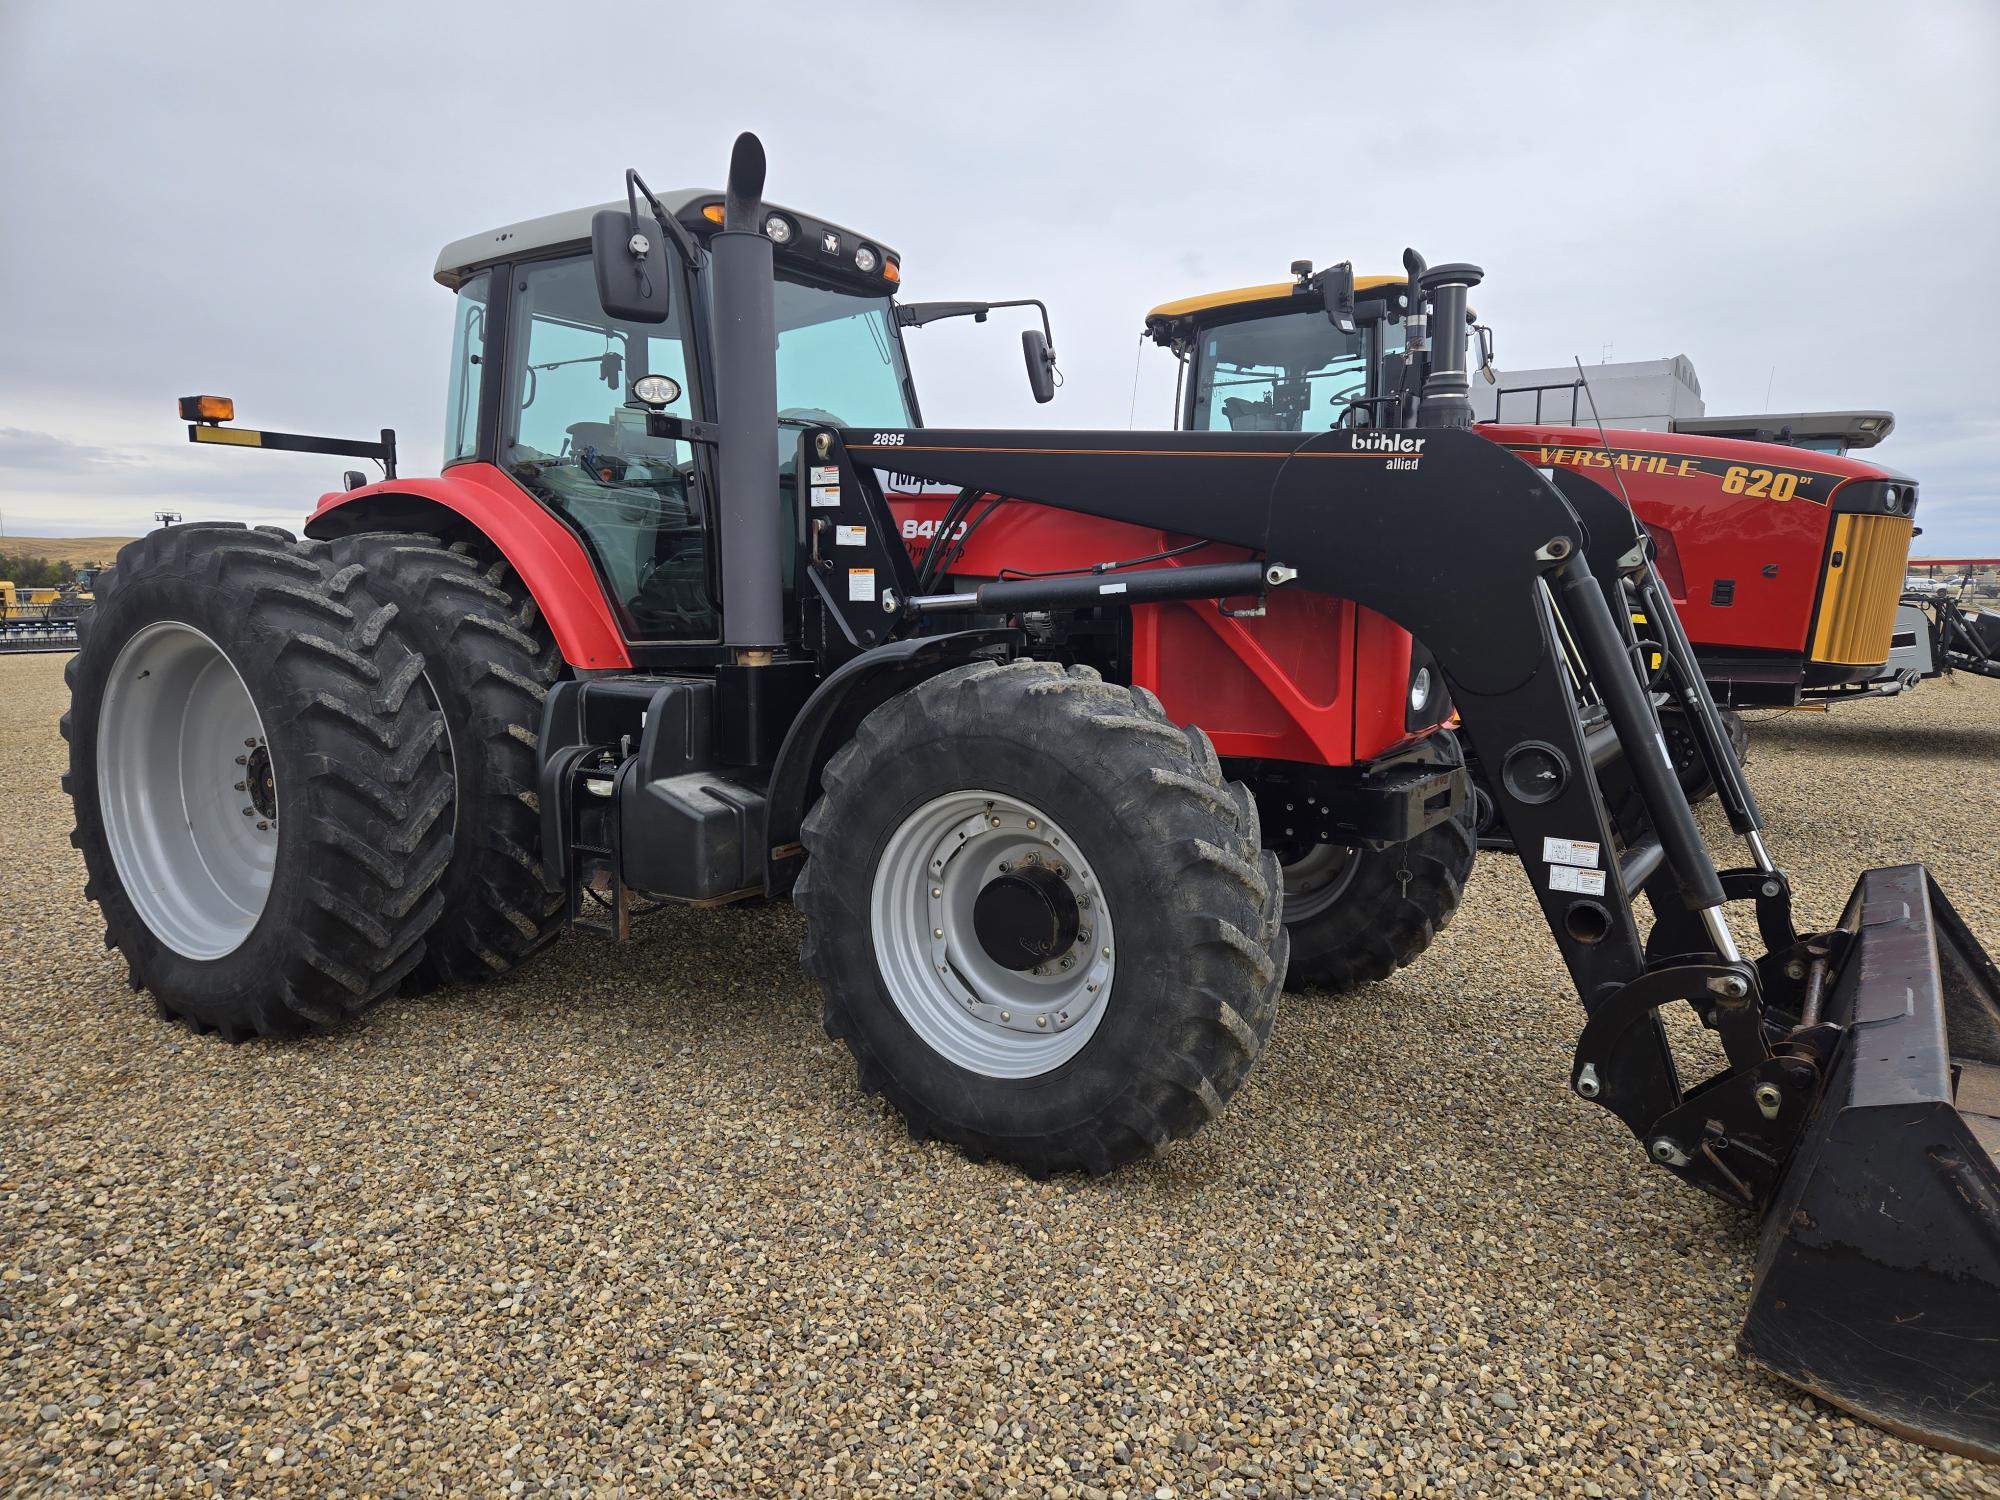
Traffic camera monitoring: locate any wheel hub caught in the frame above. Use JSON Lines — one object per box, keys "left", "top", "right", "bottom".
{"left": 871, "top": 791, "right": 1117, "bottom": 1079}
{"left": 242, "top": 741, "right": 277, "bottom": 822}
{"left": 973, "top": 859, "right": 1081, "bottom": 971}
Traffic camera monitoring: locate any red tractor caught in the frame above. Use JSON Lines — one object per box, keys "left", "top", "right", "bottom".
{"left": 62, "top": 135, "right": 2000, "bottom": 1455}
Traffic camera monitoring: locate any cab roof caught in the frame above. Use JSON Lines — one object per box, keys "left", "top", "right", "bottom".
{"left": 434, "top": 187, "right": 901, "bottom": 290}
{"left": 1145, "top": 274, "right": 1408, "bottom": 324}
{"left": 1143, "top": 275, "right": 1410, "bottom": 346}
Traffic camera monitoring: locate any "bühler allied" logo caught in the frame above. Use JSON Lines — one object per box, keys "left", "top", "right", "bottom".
{"left": 1352, "top": 432, "right": 1425, "bottom": 470}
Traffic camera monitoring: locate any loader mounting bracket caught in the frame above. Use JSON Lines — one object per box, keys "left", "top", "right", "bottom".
{"left": 1569, "top": 958, "right": 1840, "bottom": 1206}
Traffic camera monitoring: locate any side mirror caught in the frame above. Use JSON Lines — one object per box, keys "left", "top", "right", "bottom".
{"left": 1023, "top": 329, "right": 1058, "bottom": 404}
{"left": 1475, "top": 323, "right": 1497, "bottom": 384}
{"left": 1322, "top": 262, "right": 1357, "bottom": 334}
{"left": 590, "top": 208, "right": 671, "bottom": 325}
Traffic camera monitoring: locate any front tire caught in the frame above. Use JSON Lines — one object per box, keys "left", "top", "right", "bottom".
{"left": 61, "top": 524, "right": 454, "bottom": 1038}
{"left": 796, "top": 660, "right": 1286, "bottom": 1176}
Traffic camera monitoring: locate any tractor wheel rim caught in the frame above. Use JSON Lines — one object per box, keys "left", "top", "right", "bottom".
{"left": 97, "top": 621, "right": 277, "bottom": 960}
{"left": 1281, "top": 842, "right": 1359, "bottom": 922}
{"left": 871, "top": 790, "right": 1115, "bottom": 1079}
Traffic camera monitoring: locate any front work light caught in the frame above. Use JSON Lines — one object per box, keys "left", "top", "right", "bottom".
{"left": 178, "top": 395, "right": 234, "bottom": 423}
{"left": 631, "top": 375, "right": 681, "bottom": 408}
{"left": 854, "top": 245, "right": 880, "bottom": 275}
{"left": 763, "top": 213, "right": 793, "bottom": 245}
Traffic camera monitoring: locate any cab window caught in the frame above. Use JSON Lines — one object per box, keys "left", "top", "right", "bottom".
{"left": 502, "top": 255, "right": 712, "bottom": 640}
{"left": 1190, "top": 312, "right": 1397, "bottom": 432}
{"left": 443, "top": 271, "right": 489, "bottom": 465}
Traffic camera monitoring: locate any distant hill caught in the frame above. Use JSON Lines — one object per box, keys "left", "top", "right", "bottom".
{"left": 0, "top": 536, "right": 140, "bottom": 569}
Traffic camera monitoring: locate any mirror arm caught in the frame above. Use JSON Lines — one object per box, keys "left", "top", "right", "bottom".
{"left": 898, "top": 297, "right": 1055, "bottom": 350}
{"left": 626, "top": 169, "right": 700, "bottom": 265}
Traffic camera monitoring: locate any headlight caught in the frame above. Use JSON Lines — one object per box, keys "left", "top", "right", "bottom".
{"left": 762, "top": 213, "right": 793, "bottom": 245}
{"left": 1410, "top": 666, "right": 1433, "bottom": 714}
{"left": 854, "top": 244, "right": 880, "bottom": 275}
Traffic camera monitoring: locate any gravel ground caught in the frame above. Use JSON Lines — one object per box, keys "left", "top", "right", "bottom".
{"left": 4, "top": 650, "right": 1998, "bottom": 1499}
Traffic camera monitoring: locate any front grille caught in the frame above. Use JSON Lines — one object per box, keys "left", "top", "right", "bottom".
{"left": 1810, "top": 513, "right": 1915, "bottom": 666}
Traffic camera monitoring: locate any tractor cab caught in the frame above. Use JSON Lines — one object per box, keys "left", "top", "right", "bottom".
{"left": 431, "top": 191, "right": 918, "bottom": 642}
{"left": 1144, "top": 271, "right": 1417, "bottom": 433}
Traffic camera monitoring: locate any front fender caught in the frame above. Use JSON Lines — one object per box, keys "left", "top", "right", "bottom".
{"left": 763, "top": 628, "right": 1021, "bottom": 894}
{"left": 305, "top": 462, "right": 631, "bottom": 670}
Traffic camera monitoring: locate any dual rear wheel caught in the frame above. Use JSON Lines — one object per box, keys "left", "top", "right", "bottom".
{"left": 64, "top": 525, "right": 562, "bottom": 1038}
{"left": 63, "top": 525, "right": 455, "bottom": 1036}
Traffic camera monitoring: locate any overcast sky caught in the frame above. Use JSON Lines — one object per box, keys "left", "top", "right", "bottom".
{"left": 2, "top": 1, "right": 1995, "bottom": 555}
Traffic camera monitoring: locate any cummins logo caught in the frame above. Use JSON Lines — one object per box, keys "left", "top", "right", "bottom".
{"left": 1351, "top": 433, "right": 1427, "bottom": 454}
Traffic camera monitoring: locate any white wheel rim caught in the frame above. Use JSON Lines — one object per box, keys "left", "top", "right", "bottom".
{"left": 1282, "top": 841, "right": 1359, "bottom": 922}
{"left": 97, "top": 621, "right": 277, "bottom": 959}
{"left": 870, "top": 790, "right": 1116, "bottom": 1079}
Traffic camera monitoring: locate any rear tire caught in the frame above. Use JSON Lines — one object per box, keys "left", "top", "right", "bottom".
{"left": 796, "top": 660, "right": 1285, "bottom": 1176}
{"left": 1277, "top": 731, "right": 1477, "bottom": 995}
{"left": 61, "top": 524, "right": 453, "bottom": 1038}
{"left": 323, "top": 533, "right": 564, "bottom": 988}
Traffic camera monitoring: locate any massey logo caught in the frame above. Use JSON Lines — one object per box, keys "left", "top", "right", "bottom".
{"left": 1352, "top": 433, "right": 1427, "bottom": 454}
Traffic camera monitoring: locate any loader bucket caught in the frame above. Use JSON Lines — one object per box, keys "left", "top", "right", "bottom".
{"left": 1741, "top": 864, "right": 2000, "bottom": 1459}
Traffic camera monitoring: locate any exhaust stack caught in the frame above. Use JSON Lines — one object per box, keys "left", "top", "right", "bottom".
{"left": 710, "top": 132, "right": 784, "bottom": 654}
{"left": 1416, "top": 262, "right": 1483, "bottom": 429}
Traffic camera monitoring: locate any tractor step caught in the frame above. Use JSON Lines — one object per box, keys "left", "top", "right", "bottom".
{"left": 1740, "top": 865, "right": 2000, "bottom": 1461}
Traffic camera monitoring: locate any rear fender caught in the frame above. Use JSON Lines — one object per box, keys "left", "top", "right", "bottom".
{"left": 304, "top": 463, "right": 631, "bottom": 670}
